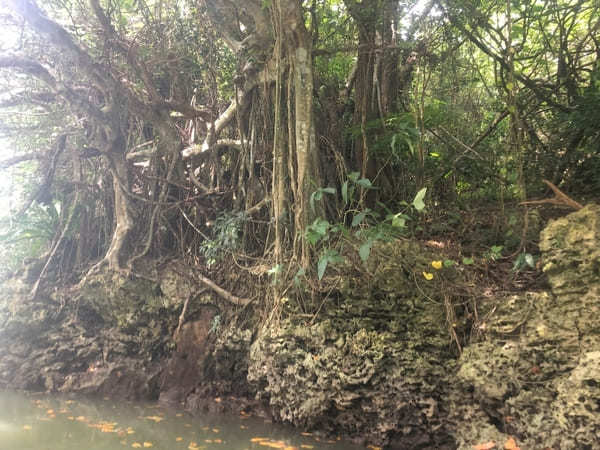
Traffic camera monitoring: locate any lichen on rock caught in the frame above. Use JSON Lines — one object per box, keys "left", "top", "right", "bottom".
{"left": 248, "top": 241, "right": 458, "bottom": 448}
{"left": 452, "top": 204, "right": 600, "bottom": 449}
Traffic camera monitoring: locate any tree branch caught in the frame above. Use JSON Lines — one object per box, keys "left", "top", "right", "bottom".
{"left": 196, "top": 272, "right": 251, "bottom": 306}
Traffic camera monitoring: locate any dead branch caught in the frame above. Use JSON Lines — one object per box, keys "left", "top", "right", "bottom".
{"left": 520, "top": 179, "right": 583, "bottom": 210}
{"left": 196, "top": 272, "right": 251, "bottom": 306}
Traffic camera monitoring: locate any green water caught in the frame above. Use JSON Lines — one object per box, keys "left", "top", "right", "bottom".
{"left": 0, "top": 391, "right": 365, "bottom": 450}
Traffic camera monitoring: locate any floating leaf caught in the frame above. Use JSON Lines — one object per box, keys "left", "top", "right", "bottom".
{"left": 422, "top": 272, "right": 434, "bottom": 280}
{"left": 132, "top": 443, "right": 142, "bottom": 448}
{"left": 22, "top": 425, "right": 32, "bottom": 430}
{"left": 143, "top": 443, "right": 153, "bottom": 448}
{"left": 176, "top": 437, "right": 183, "bottom": 442}
{"left": 144, "top": 416, "right": 164, "bottom": 423}
{"left": 431, "top": 260, "right": 442, "bottom": 270}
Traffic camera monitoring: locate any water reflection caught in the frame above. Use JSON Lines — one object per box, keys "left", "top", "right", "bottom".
{"left": 0, "top": 391, "right": 364, "bottom": 450}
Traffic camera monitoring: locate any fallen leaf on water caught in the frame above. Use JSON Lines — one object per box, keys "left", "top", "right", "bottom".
{"left": 176, "top": 413, "right": 183, "bottom": 417}
{"left": 132, "top": 443, "right": 142, "bottom": 448}
{"left": 213, "top": 439, "right": 222, "bottom": 443}
{"left": 212, "top": 428, "right": 219, "bottom": 433}
{"left": 300, "top": 445, "right": 314, "bottom": 449}
{"left": 46, "top": 409, "right": 54, "bottom": 414}
{"left": 144, "top": 416, "right": 164, "bottom": 423}
{"left": 473, "top": 442, "right": 496, "bottom": 450}
{"left": 258, "top": 440, "right": 288, "bottom": 449}
{"left": 240, "top": 425, "right": 247, "bottom": 429}
{"left": 504, "top": 437, "right": 520, "bottom": 450}
{"left": 176, "top": 437, "right": 183, "bottom": 441}
{"left": 22, "top": 425, "right": 32, "bottom": 430}
{"left": 142, "top": 442, "right": 153, "bottom": 448}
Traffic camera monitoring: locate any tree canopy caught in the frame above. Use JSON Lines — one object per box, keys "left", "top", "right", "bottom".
{"left": 0, "top": 0, "right": 598, "bottom": 295}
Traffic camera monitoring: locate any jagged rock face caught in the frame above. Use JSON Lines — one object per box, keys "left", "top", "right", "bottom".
{"left": 452, "top": 204, "right": 600, "bottom": 449}
{"left": 248, "top": 242, "right": 457, "bottom": 449}
{"left": 0, "top": 268, "right": 180, "bottom": 400}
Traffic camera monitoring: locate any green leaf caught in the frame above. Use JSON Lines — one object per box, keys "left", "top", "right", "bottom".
{"left": 462, "top": 257, "right": 474, "bottom": 265}
{"left": 356, "top": 178, "right": 372, "bottom": 189}
{"left": 317, "top": 256, "right": 328, "bottom": 280}
{"left": 294, "top": 268, "right": 305, "bottom": 287}
{"left": 342, "top": 181, "right": 349, "bottom": 205}
{"left": 391, "top": 213, "right": 407, "bottom": 228}
{"left": 322, "top": 187, "right": 336, "bottom": 195}
{"left": 312, "top": 218, "right": 330, "bottom": 235}
{"left": 443, "top": 259, "right": 455, "bottom": 267}
{"left": 525, "top": 253, "right": 535, "bottom": 268}
{"left": 351, "top": 210, "right": 368, "bottom": 227}
{"left": 359, "top": 240, "right": 373, "bottom": 262}
{"left": 512, "top": 253, "right": 525, "bottom": 271}
{"left": 267, "top": 264, "right": 282, "bottom": 275}
{"left": 348, "top": 171, "right": 360, "bottom": 182}
{"left": 412, "top": 187, "right": 427, "bottom": 211}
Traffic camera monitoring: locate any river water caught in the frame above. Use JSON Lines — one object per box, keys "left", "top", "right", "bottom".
{"left": 0, "top": 391, "right": 366, "bottom": 450}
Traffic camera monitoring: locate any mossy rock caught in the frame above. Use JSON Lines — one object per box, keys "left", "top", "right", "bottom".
{"left": 453, "top": 205, "right": 600, "bottom": 449}
{"left": 249, "top": 240, "right": 458, "bottom": 448}
{"left": 540, "top": 203, "right": 600, "bottom": 295}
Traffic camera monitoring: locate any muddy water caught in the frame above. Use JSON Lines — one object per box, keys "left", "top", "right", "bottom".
{"left": 0, "top": 390, "right": 365, "bottom": 450}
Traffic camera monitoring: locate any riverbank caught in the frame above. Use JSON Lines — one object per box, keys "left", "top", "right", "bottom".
{"left": 1, "top": 205, "right": 599, "bottom": 449}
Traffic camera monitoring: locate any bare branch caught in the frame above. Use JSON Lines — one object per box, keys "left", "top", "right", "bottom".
{"left": 0, "top": 55, "right": 57, "bottom": 88}
{"left": 0, "top": 153, "right": 38, "bottom": 169}
{"left": 196, "top": 272, "right": 251, "bottom": 306}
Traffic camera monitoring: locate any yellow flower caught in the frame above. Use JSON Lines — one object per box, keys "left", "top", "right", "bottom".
{"left": 431, "top": 260, "right": 443, "bottom": 270}
{"left": 422, "top": 272, "right": 434, "bottom": 280}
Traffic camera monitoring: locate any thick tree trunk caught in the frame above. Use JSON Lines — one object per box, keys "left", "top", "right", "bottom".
{"left": 104, "top": 150, "right": 134, "bottom": 271}
{"left": 278, "top": 0, "right": 320, "bottom": 267}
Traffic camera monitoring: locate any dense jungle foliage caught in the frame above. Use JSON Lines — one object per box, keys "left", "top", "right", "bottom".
{"left": 0, "top": 0, "right": 598, "bottom": 303}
